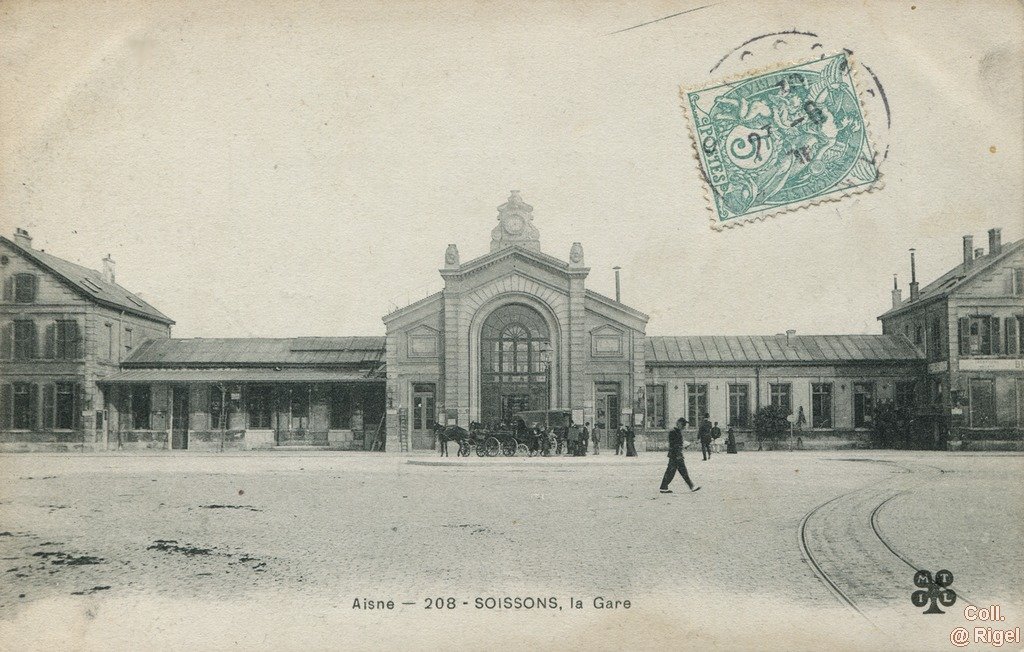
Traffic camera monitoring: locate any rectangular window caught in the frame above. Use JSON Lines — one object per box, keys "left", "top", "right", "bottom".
{"left": 54, "top": 320, "right": 81, "bottom": 360}
{"left": 13, "top": 320, "right": 36, "bottom": 360}
{"left": 914, "top": 325, "right": 923, "bottom": 346}
{"left": 14, "top": 274, "right": 37, "bottom": 303}
{"left": 129, "top": 385, "right": 151, "bottom": 430}
{"left": 644, "top": 384, "right": 666, "bottom": 429}
{"left": 1013, "top": 268, "right": 1024, "bottom": 296}
{"left": 853, "top": 382, "right": 875, "bottom": 428}
{"left": 104, "top": 323, "right": 114, "bottom": 361}
{"left": 12, "top": 382, "right": 37, "bottom": 429}
{"left": 963, "top": 316, "right": 994, "bottom": 355}
{"left": 932, "top": 379, "right": 944, "bottom": 406}
{"left": 811, "top": 383, "right": 833, "bottom": 428}
{"left": 55, "top": 382, "right": 77, "bottom": 429}
{"left": 686, "top": 383, "right": 708, "bottom": 427}
{"left": 124, "top": 327, "right": 133, "bottom": 352}
{"left": 329, "top": 386, "right": 352, "bottom": 429}
{"left": 895, "top": 381, "right": 916, "bottom": 410}
{"left": 770, "top": 383, "right": 792, "bottom": 415}
{"left": 728, "top": 384, "right": 749, "bottom": 427}
{"left": 929, "top": 318, "right": 943, "bottom": 361}
{"left": 247, "top": 385, "right": 273, "bottom": 429}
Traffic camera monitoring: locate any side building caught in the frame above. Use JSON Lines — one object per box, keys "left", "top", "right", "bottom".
{"left": 98, "top": 337, "right": 385, "bottom": 451}
{"left": 643, "top": 333, "right": 925, "bottom": 450}
{"left": 880, "top": 228, "right": 1024, "bottom": 448}
{"left": 0, "top": 229, "right": 174, "bottom": 451}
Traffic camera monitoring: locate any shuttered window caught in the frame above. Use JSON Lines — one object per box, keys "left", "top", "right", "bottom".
{"left": 54, "top": 320, "right": 81, "bottom": 360}
{"left": 13, "top": 320, "right": 37, "bottom": 360}
{"left": 12, "top": 382, "right": 38, "bottom": 429}
{"left": 12, "top": 274, "right": 38, "bottom": 303}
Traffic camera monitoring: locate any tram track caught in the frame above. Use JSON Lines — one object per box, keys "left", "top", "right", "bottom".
{"left": 797, "top": 459, "right": 966, "bottom": 630}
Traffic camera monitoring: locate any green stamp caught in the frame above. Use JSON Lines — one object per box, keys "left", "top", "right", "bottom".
{"left": 683, "top": 53, "right": 881, "bottom": 228}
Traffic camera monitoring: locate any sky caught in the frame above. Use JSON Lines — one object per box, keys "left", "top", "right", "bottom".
{"left": 1, "top": 0, "right": 1021, "bottom": 338}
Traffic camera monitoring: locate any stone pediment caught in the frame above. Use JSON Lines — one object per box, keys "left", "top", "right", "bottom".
{"left": 442, "top": 245, "right": 587, "bottom": 281}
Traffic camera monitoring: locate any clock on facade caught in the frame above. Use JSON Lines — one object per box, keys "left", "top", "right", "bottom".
{"left": 504, "top": 214, "right": 525, "bottom": 235}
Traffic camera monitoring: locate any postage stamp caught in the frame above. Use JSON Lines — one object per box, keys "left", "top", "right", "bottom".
{"left": 682, "top": 53, "right": 882, "bottom": 229}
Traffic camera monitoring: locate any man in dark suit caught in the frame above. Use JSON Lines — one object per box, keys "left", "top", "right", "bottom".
{"left": 699, "top": 415, "right": 713, "bottom": 460}
{"left": 660, "top": 417, "right": 700, "bottom": 494}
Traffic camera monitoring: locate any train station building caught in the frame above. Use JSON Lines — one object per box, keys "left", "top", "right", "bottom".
{"left": 1, "top": 192, "right": 1020, "bottom": 452}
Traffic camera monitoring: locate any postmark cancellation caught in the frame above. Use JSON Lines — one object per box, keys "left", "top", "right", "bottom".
{"left": 682, "top": 53, "right": 882, "bottom": 229}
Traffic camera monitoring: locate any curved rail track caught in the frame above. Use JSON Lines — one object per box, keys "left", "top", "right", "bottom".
{"left": 797, "top": 459, "right": 973, "bottom": 631}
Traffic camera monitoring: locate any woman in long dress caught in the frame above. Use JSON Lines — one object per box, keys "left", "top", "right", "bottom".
{"left": 625, "top": 426, "right": 637, "bottom": 457}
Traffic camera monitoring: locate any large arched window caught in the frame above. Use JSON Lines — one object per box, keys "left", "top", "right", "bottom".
{"left": 480, "top": 304, "right": 552, "bottom": 424}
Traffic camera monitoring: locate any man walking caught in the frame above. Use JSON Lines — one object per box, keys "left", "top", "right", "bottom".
{"left": 699, "top": 415, "right": 713, "bottom": 461}
{"left": 589, "top": 422, "right": 599, "bottom": 454}
{"left": 660, "top": 417, "right": 699, "bottom": 494}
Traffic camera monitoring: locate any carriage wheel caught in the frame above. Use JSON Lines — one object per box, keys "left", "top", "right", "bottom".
{"left": 485, "top": 437, "right": 501, "bottom": 457}
{"left": 502, "top": 438, "right": 517, "bottom": 457}
{"left": 459, "top": 441, "right": 470, "bottom": 457}
{"left": 475, "top": 440, "right": 487, "bottom": 457}
{"left": 516, "top": 443, "right": 529, "bottom": 457}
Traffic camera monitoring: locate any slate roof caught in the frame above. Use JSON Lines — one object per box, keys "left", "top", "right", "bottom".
{"left": 879, "top": 237, "right": 1023, "bottom": 319}
{"left": 2, "top": 236, "right": 173, "bottom": 324}
{"left": 123, "top": 337, "right": 386, "bottom": 368}
{"left": 645, "top": 335, "right": 923, "bottom": 365}
{"left": 100, "top": 368, "right": 383, "bottom": 383}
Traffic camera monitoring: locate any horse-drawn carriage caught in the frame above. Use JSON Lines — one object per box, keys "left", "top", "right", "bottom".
{"left": 433, "top": 409, "right": 572, "bottom": 457}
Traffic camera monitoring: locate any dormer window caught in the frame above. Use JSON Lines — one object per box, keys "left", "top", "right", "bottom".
{"left": 14, "top": 273, "right": 38, "bottom": 303}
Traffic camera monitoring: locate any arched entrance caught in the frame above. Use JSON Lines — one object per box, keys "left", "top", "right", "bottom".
{"left": 479, "top": 303, "right": 552, "bottom": 426}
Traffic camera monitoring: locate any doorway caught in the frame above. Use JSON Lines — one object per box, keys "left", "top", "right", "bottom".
{"left": 969, "top": 378, "right": 996, "bottom": 427}
{"left": 171, "top": 387, "right": 189, "bottom": 450}
{"left": 411, "top": 383, "right": 436, "bottom": 450}
{"left": 595, "top": 382, "right": 621, "bottom": 450}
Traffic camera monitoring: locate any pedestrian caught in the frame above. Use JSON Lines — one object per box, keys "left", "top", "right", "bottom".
{"left": 615, "top": 426, "right": 625, "bottom": 455}
{"left": 589, "top": 422, "right": 599, "bottom": 455}
{"left": 699, "top": 415, "right": 713, "bottom": 460}
{"left": 579, "top": 423, "right": 588, "bottom": 456}
{"left": 625, "top": 425, "right": 637, "bottom": 457}
{"left": 556, "top": 426, "right": 565, "bottom": 455}
{"left": 726, "top": 426, "right": 737, "bottom": 454}
{"left": 660, "top": 417, "right": 700, "bottom": 494}
{"left": 568, "top": 423, "right": 580, "bottom": 456}
{"left": 711, "top": 421, "right": 722, "bottom": 454}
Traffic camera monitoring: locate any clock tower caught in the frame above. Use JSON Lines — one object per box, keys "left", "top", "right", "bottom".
{"left": 490, "top": 190, "right": 541, "bottom": 253}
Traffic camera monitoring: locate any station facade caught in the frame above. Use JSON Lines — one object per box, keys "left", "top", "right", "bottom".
{"left": 1, "top": 193, "right": 1020, "bottom": 452}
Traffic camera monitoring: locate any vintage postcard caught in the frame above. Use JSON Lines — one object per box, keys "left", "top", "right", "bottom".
{"left": 0, "top": 1, "right": 1022, "bottom": 650}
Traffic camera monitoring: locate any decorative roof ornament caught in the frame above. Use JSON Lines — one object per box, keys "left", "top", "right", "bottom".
{"left": 569, "top": 242, "right": 584, "bottom": 267}
{"left": 490, "top": 190, "right": 541, "bottom": 253}
{"left": 444, "top": 243, "right": 460, "bottom": 269}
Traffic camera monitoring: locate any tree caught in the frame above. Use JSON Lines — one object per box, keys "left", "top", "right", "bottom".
{"left": 872, "top": 400, "right": 915, "bottom": 449}
{"left": 753, "top": 404, "right": 790, "bottom": 450}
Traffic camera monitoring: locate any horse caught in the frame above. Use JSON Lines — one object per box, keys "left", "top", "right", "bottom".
{"left": 432, "top": 423, "right": 470, "bottom": 457}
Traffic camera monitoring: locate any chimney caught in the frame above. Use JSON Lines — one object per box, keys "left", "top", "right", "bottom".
{"left": 988, "top": 228, "right": 1002, "bottom": 256}
{"left": 613, "top": 266, "right": 621, "bottom": 302}
{"left": 13, "top": 228, "right": 32, "bottom": 249}
{"left": 891, "top": 274, "right": 902, "bottom": 308}
{"left": 962, "top": 235, "right": 973, "bottom": 271}
{"left": 909, "top": 249, "right": 920, "bottom": 301}
{"left": 102, "top": 254, "right": 116, "bottom": 284}
{"left": 974, "top": 247, "right": 984, "bottom": 260}
{"left": 786, "top": 329, "right": 796, "bottom": 345}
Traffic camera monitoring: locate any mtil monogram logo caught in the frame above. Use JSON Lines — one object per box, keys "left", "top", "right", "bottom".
{"left": 912, "top": 569, "right": 957, "bottom": 614}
